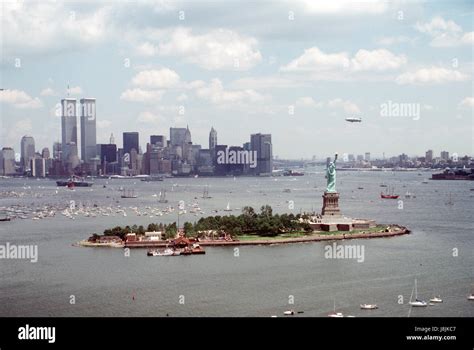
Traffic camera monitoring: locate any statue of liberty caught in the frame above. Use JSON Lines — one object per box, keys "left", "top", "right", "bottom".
{"left": 326, "top": 153, "right": 338, "bottom": 193}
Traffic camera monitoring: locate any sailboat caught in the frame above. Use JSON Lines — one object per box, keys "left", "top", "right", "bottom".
{"left": 328, "top": 299, "right": 344, "bottom": 317}
{"left": 202, "top": 185, "right": 212, "bottom": 199}
{"left": 445, "top": 193, "right": 454, "bottom": 206}
{"left": 224, "top": 202, "right": 232, "bottom": 212}
{"left": 158, "top": 190, "right": 168, "bottom": 203}
{"left": 381, "top": 186, "right": 399, "bottom": 199}
{"left": 409, "top": 279, "right": 428, "bottom": 307}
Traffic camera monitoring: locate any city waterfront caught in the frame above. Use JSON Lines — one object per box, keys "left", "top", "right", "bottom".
{"left": 0, "top": 170, "right": 472, "bottom": 317}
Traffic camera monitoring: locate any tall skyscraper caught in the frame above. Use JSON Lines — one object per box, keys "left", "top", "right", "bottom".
{"left": 110, "top": 133, "right": 115, "bottom": 145}
{"left": 0, "top": 147, "right": 16, "bottom": 175}
{"left": 80, "top": 98, "right": 97, "bottom": 163}
{"left": 61, "top": 98, "right": 78, "bottom": 162}
{"left": 365, "top": 152, "right": 371, "bottom": 162}
{"left": 150, "top": 135, "right": 165, "bottom": 147}
{"left": 42, "top": 147, "right": 50, "bottom": 159}
{"left": 52, "top": 142, "right": 62, "bottom": 160}
{"left": 441, "top": 151, "right": 449, "bottom": 161}
{"left": 209, "top": 127, "right": 217, "bottom": 151}
{"left": 123, "top": 132, "right": 139, "bottom": 156}
{"left": 425, "top": 149, "right": 433, "bottom": 163}
{"left": 170, "top": 127, "right": 188, "bottom": 146}
{"left": 250, "top": 133, "right": 272, "bottom": 175}
{"left": 20, "top": 135, "right": 35, "bottom": 171}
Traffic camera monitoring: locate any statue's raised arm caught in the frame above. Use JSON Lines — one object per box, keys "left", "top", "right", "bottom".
{"left": 326, "top": 153, "right": 338, "bottom": 193}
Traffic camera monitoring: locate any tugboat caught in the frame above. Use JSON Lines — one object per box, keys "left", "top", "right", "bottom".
{"left": 56, "top": 175, "right": 93, "bottom": 187}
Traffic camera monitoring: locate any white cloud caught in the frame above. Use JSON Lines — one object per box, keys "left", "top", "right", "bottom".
{"left": 40, "top": 88, "right": 56, "bottom": 96}
{"left": 2, "top": 2, "right": 111, "bottom": 59}
{"left": 176, "top": 93, "right": 188, "bottom": 102}
{"left": 0, "top": 89, "right": 43, "bottom": 109}
{"left": 296, "top": 0, "right": 388, "bottom": 14}
{"left": 415, "top": 16, "right": 472, "bottom": 47}
{"left": 459, "top": 97, "right": 474, "bottom": 109}
{"left": 68, "top": 86, "right": 83, "bottom": 95}
{"left": 351, "top": 49, "right": 407, "bottom": 71}
{"left": 295, "top": 97, "right": 323, "bottom": 108}
{"left": 230, "top": 76, "right": 304, "bottom": 90}
{"left": 281, "top": 47, "right": 350, "bottom": 72}
{"left": 132, "top": 69, "right": 180, "bottom": 89}
{"left": 328, "top": 98, "right": 360, "bottom": 114}
{"left": 280, "top": 47, "right": 406, "bottom": 79}
{"left": 396, "top": 67, "right": 469, "bottom": 85}
{"left": 120, "top": 89, "right": 165, "bottom": 103}
{"left": 194, "top": 79, "right": 266, "bottom": 104}
{"left": 152, "top": 27, "right": 262, "bottom": 70}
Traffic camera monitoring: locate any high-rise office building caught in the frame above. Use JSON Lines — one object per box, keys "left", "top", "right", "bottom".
{"left": 0, "top": 147, "right": 16, "bottom": 175}
{"left": 170, "top": 127, "right": 190, "bottom": 146}
{"left": 209, "top": 127, "right": 217, "bottom": 150}
{"left": 52, "top": 142, "right": 62, "bottom": 160}
{"left": 80, "top": 98, "right": 97, "bottom": 163}
{"left": 250, "top": 133, "right": 272, "bottom": 175}
{"left": 365, "top": 152, "right": 371, "bottom": 162}
{"left": 98, "top": 144, "right": 117, "bottom": 164}
{"left": 110, "top": 133, "right": 115, "bottom": 145}
{"left": 20, "top": 135, "right": 35, "bottom": 171}
{"left": 150, "top": 135, "right": 165, "bottom": 147}
{"left": 123, "top": 132, "right": 139, "bottom": 156}
{"left": 42, "top": 147, "right": 50, "bottom": 159}
{"left": 425, "top": 149, "right": 433, "bottom": 163}
{"left": 61, "top": 98, "right": 78, "bottom": 162}
{"left": 30, "top": 157, "right": 46, "bottom": 177}
{"left": 441, "top": 151, "right": 449, "bottom": 161}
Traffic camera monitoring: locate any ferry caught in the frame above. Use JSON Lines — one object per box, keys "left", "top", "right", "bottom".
{"left": 56, "top": 176, "right": 93, "bottom": 187}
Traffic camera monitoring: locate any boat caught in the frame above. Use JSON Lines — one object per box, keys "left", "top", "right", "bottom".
{"left": 56, "top": 176, "right": 93, "bottom": 187}
{"left": 380, "top": 183, "right": 387, "bottom": 187}
{"left": 422, "top": 180, "right": 429, "bottom": 184}
{"left": 141, "top": 176, "right": 164, "bottom": 182}
{"left": 283, "top": 310, "right": 295, "bottom": 316}
{"left": 357, "top": 187, "right": 364, "bottom": 190}
{"left": 283, "top": 188, "right": 291, "bottom": 193}
{"left": 429, "top": 296, "right": 443, "bottom": 303}
{"left": 409, "top": 279, "right": 428, "bottom": 307}
{"left": 147, "top": 248, "right": 180, "bottom": 256}
{"left": 0, "top": 217, "right": 11, "bottom": 222}
{"left": 405, "top": 191, "right": 415, "bottom": 198}
{"left": 121, "top": 189, "right": 137, "bottom": 198}
{"left": 224, "top": 202, "right": 232, "bottom": 211}
{"left": 283, "top": 169, "right": 304, "bottom": 176}
{"left": 445, "top": 193, "right": 454, "bottom": 206}
{"left": 468, "top": 294, "right": 474, "bottom": 300}
{"left": 381, "top": 186, "right": 399, "bottom": 199}
{"left": 202, "top": 185, "right": 212, "bottom": 199}
{"left": 432, "top": 168, "right": 474, "bottom": 180}
{"left": 360, "top": 304, "right": 378, "bottom": 310}
{"left": 328, "top": 300, "right": 344, "bottom": 317}
{"left": 158, "top": 190, "right": 168, "bottom": 203}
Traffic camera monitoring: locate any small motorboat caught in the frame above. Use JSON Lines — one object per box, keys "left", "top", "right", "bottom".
{"left": 467, "top": 294, "right": 474, "bottom": 301}
{"left": 360, "top": 304, "right": 378, "bottom": 310}
{"left": 328, "top": 312, "right": 344, "bottom": 318}
{"left": 429, "top": 296, "right": 443, "bottom": 303}
{"left": 283, "top": 310, "right": 295, "bottom": 316}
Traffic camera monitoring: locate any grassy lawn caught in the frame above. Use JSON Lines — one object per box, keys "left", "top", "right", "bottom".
{"left": 236, "top": 225, "right": 387, "bottom": 241}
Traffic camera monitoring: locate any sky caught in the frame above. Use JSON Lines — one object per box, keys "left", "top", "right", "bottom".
{"left": 0, "top": 0, "right": 473, "bottom": 159}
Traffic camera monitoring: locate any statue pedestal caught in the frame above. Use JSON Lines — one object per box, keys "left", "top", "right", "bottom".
{"left": 321, "top": 192, "right": 341, "bottom": 217}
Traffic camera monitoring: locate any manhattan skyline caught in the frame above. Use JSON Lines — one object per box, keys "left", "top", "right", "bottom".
{"left": 1, "top": 0, "right": 473, "bottom": 158}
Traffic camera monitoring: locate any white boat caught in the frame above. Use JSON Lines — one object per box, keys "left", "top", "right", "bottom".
{"left": 360, "top": 304, "right": 378, "bottom": 310}
{"left": 147, "top": 248, "right": 180, "bottom": 256}
{"left": 409, "top": 279, "right": 428, "bottom": 307}
{"left": 283, "top": 310, "right": 295, "bottom": 316}
{"left": 429, "top": 296, "right": 443, "bottom": 303}
{"left": 328, "top": 300, "right": 344, "bottom": 317}
{"left": 467, "top": 294, "right": 474, "bottom": 300}
{"left": 224, "top": 202, "right": 232, "bottom": 211}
